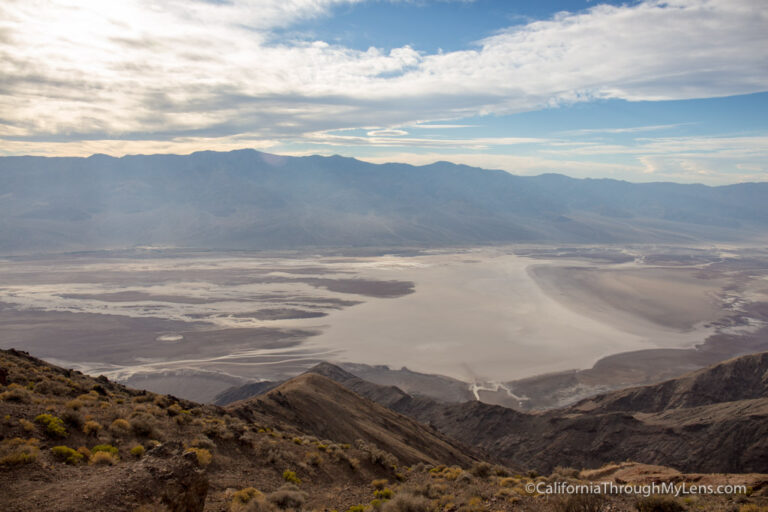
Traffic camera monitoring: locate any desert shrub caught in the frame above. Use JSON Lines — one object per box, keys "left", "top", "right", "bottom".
{"left": 34, "top": 413, "right": 68, "bottom": 438}
{"left": 78, "top": 391, "right": 99, "bottom": 402}
{"left": 0, "top": 437, "right": 40, "bottom": 465}
{"left": 457, "top": 496, "right": 484, "bottom": 512}
{"left": 130, "top": 414, "right": 155, "bottom": 437}
{"left": 550, "top": 494, "right": 606, "bottom": 512}
{"left": 1, "top": 384, "right": 32, "bottom": 403}
{"left": 552, "top": 466, "right": 581, "bottom": 479}
{"left": 493, "top": 465, "right": 510, "bottom": 477}
{"left": 190, "top": 436, "right": 216, "bottom": 450}
{"left": 738, "top": 506, "right": 768, "bottom": 512}
{"left": 255, "top": 439, "right": 284, "bottom": 465}
{"left": 92, "top": 444, "right": 119, "bottom": 456}
{"left": 166, "top": 403, "right": 183, "bottom": 416}
{"left": 372, "top": 479, "right": 389, "bottom": 490}
{"left": 354, "top": 439, "right": 398, "bottom": 468}
{"left": 232, "top": 487, "right": 263, "bottom": 505}
{"left": 61, "top": 409, "right": 83, "bottom": 428}
{"left": 381, "top": 493, "right": 431, "bottom": 512}
{"left": 133, "top": 503, "right": 171, "bottom": 512}
{"left": 186, "top": 447, "right": 212, "bottom": 466}
{"left": 231, "top": 488, "right": 276, "bottom": 512}
{"left": 470, "top": 461, "right": 492, "bottom": 479}
{"left": 498, "top": 477, "right": 519, "bottom": 488}
{"left": 83, "top": 420, "right": 102, "bottom": 436}
{"left": 51, "top": 445, "right": 84, "bottom": 465}
{"left": 267, "top": 484, "right": 307, "bottom": 510}
{"left": 457, "top": 471, "right": 473, "bottom": 484}
{"left": 412, "top": 482, "right": 448, "bottom": 500}
{"left": 432, "top": 466, "right": 463, "bottom": 481}
{"left": 77, "top": 446, "right": 92, "bottom": 459}
{"left": 130, "top": 444, "right": 145, "bottom": 458}
{"left": 635, "top": 496, "right": 685, "bottom": 512}
{"left": 306, "top": 451, "right": 323, "bottom": 466}
{"left": 90, "top": 451, "right": 118, "bottom": 465}
{"left": 347, "top": 505, "right": 365, "bottom": 512}
{"left": 110, "top": 418, "right": 131, "bottom": 436}
{"left": 34, "top": 379, "right": 68, "bottom": 395}
{"left": 282, "top": 469, "right": 301, "bottom": 485}
{"left": 19, "top": 418, "right": 36, "bottom": 432}
{"left": 375, "top": 488, "right": 394, "bottom": 500}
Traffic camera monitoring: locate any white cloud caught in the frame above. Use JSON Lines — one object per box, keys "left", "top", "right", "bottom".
{"left": 0, "top": 0, "right": 766, "bottom": 180}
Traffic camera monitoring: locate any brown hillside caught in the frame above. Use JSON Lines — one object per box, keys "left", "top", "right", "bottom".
{"left": 227, "top": 372, "right": 477, "bottom": 467}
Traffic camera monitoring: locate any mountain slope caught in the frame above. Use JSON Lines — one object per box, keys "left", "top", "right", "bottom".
{"left": 227, "top": 372, "right": 478, "bottom": 467}
{"left": 293, "top": 357, "right": 768, "bottom": 474}
{"left": 570, "top": 351, "right": 768, "bottom": 413}
{"left": 2, "top": 149, "right": 768, "bottom": 252}
{"left": 416, "top": 352, "right": 768, "bottom": 473}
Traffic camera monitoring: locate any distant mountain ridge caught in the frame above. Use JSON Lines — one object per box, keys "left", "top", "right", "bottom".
{"left": 220, "top": 353, "right": 768, "bottom": 474}
{"left": 2, "top": 149, "right": 768, "bottom": 252}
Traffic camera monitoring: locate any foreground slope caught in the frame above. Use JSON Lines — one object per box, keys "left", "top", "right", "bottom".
{"left": 2, "top": 349, "right": 768, "bottom": 511}
{"left": 2, "top": 149, "right": 768, "bottom": 252}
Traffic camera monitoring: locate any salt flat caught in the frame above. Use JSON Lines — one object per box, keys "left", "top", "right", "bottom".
{"left": 0, "top": 246, "right": 764, "bottom": 402}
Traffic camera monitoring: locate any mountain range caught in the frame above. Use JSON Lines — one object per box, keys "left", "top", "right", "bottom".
{"left": 2, "top": 149, "right": 768, "bottom": 252}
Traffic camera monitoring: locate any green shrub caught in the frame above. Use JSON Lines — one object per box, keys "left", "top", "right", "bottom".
{"left": 34, "top": 413, "right": 68, "bottom": 438}
{"left": 92, "top": 444, "right": 119, "bottom": 456}
{"left": 282, "top": 469, "right": 301, "bottom": 485}
{"left": 130, "top": 444, "right": 145, "bottom": 458}
{"left": 375, "top": 488, "right": 394, "bottom": 500}
{"left": 51, "top": 445, "right": 84, "bottom": 465}
{"left": 232, "top": 487, "right": 263, "bottom": 504}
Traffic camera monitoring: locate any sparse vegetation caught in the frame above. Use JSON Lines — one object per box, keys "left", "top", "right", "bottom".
{"left": 381, "top": 492, "right": 430, "bottom": 512}
{"left": 34, "top": 413, "right": 68, "bottom": 437}
{"left": 635, "top": 495, "right": 686, "bottom": 512}
{"left": 282, "top": 469, "right": 301, "bottom": 485}
{"left": 82, "top": 420, "right": 102, "bottom": 436}
{"left": 51, "top": 445, "right": 84, "bottom": 465}
{"left": 110, "top": 418, "right": 131, "bottom": 436}
{"left": 185, "top": 447, "right": 212, "bottom": 466}
{"left": 268, "top": 484, "right": 307, "bottom": 510}
{"left": 130, "top": 444, "right": 145, "bottom": 458}
{"left": 0, "top": 437, "right": 39, "bottom": 465}
{"left": 0, "top": 384, "right": 31, "bottom": 403}
{"left": 89, "top": 451, "right": 118, "bottom": 465}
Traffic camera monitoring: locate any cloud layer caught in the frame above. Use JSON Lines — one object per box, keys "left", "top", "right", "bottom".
{"left": 0, "top": 0, "right": 766, "bottom": 182}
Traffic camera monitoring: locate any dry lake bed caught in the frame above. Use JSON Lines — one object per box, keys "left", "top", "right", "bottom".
{"left": 1, "top": 245, "right": 767, "bottom": 404}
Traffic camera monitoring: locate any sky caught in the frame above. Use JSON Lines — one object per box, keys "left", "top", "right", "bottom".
{"left": 1, "top": 0, "right": 767, "bottom": 184}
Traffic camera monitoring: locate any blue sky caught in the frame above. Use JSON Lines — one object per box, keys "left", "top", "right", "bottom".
{"left": 1, "top": 0, "right": 766, "bottom": 184}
